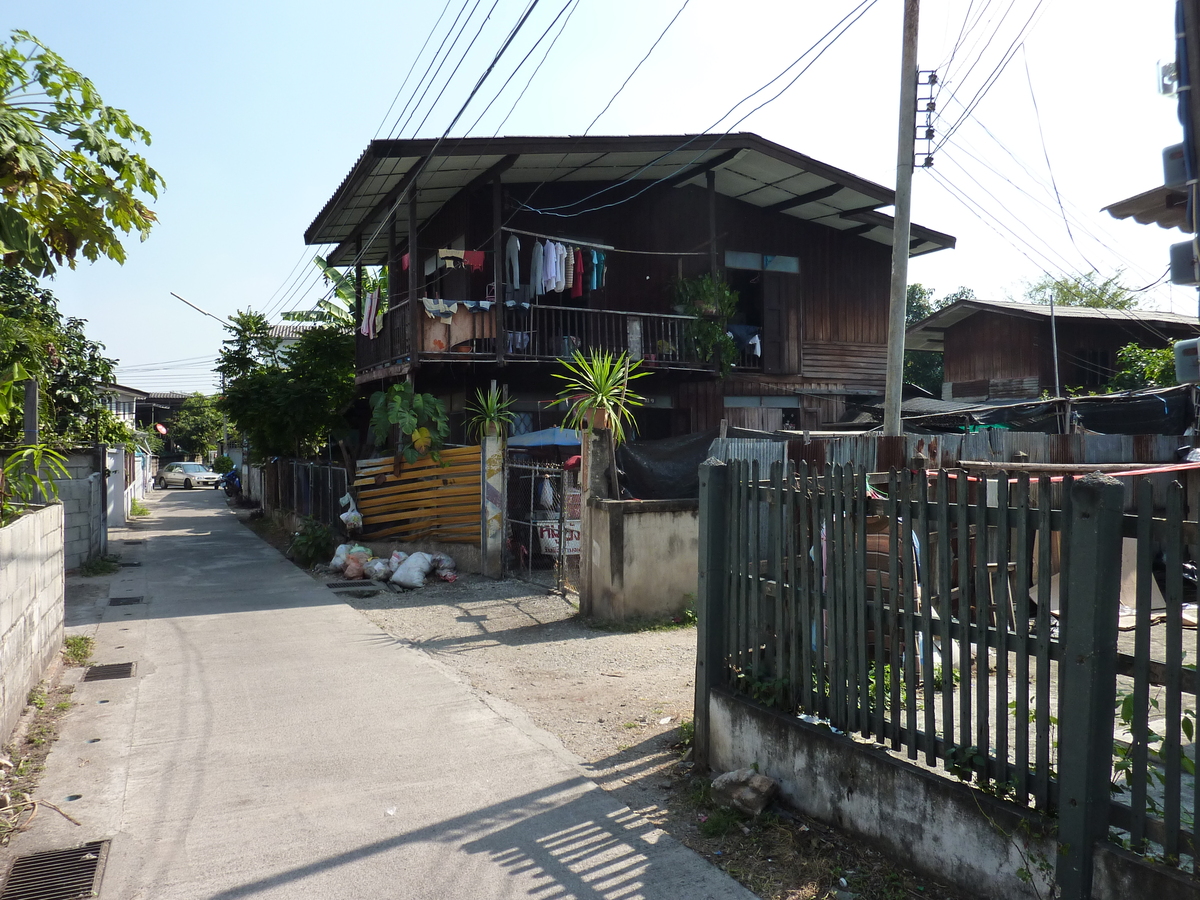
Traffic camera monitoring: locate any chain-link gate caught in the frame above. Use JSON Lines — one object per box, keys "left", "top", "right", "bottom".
{"left": 504, "top": 460, "right": 581, "bottom": 593}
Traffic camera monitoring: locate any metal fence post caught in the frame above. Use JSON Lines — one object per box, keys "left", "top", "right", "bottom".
{"left": 1055, "top": 472, "right": 1124, "bottom": 900}
{"left": 694, "top": 458, "right": 729, "bottom": 772}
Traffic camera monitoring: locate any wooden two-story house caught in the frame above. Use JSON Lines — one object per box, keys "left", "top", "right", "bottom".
{"left": 304, "top": 133, "right": 954, "bottom": 438}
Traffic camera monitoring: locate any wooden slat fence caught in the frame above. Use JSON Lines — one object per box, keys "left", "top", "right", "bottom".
{"left": 698, "top": 459, "right": 1200, "bottom": 894}
{"left": 354, "top": 445, "right": 482, "bottom": 543}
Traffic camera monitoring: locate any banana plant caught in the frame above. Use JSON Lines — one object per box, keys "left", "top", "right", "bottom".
{"left": 368, "top": 381, "right": 450, "bottom": 464}
{"left": 282, "top": 256, "right": 389, "bottom": 329}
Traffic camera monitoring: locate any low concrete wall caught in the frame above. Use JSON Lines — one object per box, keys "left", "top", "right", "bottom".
{"left": 0, "top": 505, "right": 65, "bottom": 742}
{"left": 583, "top": 498, "right": 698, "bottom": 620}
{"left": 56, "top": 470, "right": 103, "bottom": 570}
{"left": 709, "top": 689, "right": 1199, "bottom": 900}
{"left": 709, "top": 688, "right": 1055, "bottom": 900}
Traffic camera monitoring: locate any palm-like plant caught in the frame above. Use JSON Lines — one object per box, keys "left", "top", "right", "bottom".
{"left": 465, "top": 385, "right": 517, "bottom": 442}
{"left": 553, "top": 351, "right": 647, "bottom": 445}
{"left": 281, "top": 256, "right": 388, "bottom": 330}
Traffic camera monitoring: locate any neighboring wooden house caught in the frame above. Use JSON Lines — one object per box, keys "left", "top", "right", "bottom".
{"left": 906, "top": 297, "right": 1200, "bottom": 401}
{"left": 304, "top": 133, "right": 954, "bottom": 436}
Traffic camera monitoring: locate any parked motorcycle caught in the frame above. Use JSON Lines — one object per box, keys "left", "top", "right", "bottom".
{"left": 216, "top": 468, "right": 242, "bottom": 499}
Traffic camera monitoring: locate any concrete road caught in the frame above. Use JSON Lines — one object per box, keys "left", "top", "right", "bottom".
{"left": 7, "top": 488, "right": 754, "bottom": 900}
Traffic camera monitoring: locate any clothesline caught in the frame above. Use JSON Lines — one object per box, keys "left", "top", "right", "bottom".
{"left": 502, "top": 226, "right": 707, "bottom": 257}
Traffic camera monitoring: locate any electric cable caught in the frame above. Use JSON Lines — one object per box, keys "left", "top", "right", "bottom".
{"left": 374, "top": 0, "right": 457, "bottom": 140}
{"left": 386, "top": 0, "right": 480, "bottom": 140}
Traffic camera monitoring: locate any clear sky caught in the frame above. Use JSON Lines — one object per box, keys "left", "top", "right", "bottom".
{"left": 12, "top": 0, "right": 1187, "bottom": 393}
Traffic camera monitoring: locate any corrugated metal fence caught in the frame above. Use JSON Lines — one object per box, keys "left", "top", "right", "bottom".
{"left": 246, "top": 460, "right": 348, "bottom": 530}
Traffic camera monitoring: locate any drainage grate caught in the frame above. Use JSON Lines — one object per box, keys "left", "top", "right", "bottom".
{"left": 1, "top": 840, "right": 108, "bottom": 900}
{"left": 118, "top": 561, "right": 142, "bottom": 568}
{"left": 109, "top": 596, "right": 142, "bottom": 606}
{"left": 325, "top": 581, "right": 379, "bottom": 590}
{"left": 82, "top": 663, "right": 136, "bottom": 682}
{"left": 122, "top": 540, "right": 144, "bottom": 545}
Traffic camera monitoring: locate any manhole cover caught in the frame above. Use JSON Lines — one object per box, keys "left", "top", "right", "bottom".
{"left": 0, "top": 840, "right": 108, "bottom": 899}
{"left": 109, "top": 597, "right": 142, "bottom": 606}
{"left": 82, "top": 663, "right": 136, "bottom": 682}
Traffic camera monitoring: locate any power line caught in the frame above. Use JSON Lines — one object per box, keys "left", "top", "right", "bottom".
{"left": 489, "top": 0, "right": 580, "bottom": 136}
{"left": 516, "top": 0, "right": 880, "bottom": 219}
{"left": 583, "top": 0, "right": 693, "bottom": 135}
{"left": 395, "top": 0, "right": 490, "bottom": 139}
{"left": 386, "top": 0, "right": 479, "bottom": 140}
{"left": 373, "top": 0, "right": 456, "bottom": 140}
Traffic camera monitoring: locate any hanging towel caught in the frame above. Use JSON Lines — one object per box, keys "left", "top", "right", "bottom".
{"left": 564, "top": 245, "right": 575, "bottom": 289}
{"left": 570, "top": 248, "right": 584, "bottom": 299}
{"left": 401, "top": 252, "right": 410, "bottom": 271}
{"left": 504, "top": 234, "right": 520, "bottom": 288}
{"left": 462, "top": 250, "right": 485, "bottom": 271}
{"left": 530, "top": 240, "right": 545, "bottom": 297}
{"left": 360, "top": 288, "right": 381, "bottom": 338}
{"left": 421, "top": 298, "right": 459, "bottom": 320}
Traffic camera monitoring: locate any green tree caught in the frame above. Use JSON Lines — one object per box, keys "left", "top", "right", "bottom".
{"left": 1024, "top": 272, "right": 1135, "bottom": 310}
{"left": 0, "top": 30, "right": 164, "bottom": 276}
{"left": 218, "top": 314, "right": 354, "bottom": 459}
{"left": 903, "top": 284, "right": 975, "bottom": 396}
{"left": 167, "top": 394, "right": 223, "bottom": 457}
{"left": 0, "top": 267, "right": 130, "bottom": 445}
{"left": 1109, "top": 343, "right": 1177, "bottom": 391}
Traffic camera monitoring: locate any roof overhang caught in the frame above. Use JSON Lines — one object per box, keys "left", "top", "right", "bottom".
{"left": 1103, "top": 184, "right": 1189, "bottom": 231}
{"left": 306, "top": 133, "right": 956, "bottom": 266}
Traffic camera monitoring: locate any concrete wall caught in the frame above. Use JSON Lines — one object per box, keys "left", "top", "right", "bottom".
{"left": 583, "top": 498, "right": 698, "bottom": 620}
{"left": 708, "top": 688, "right": 1197, "bottom": 900}
{"left": 54, "top": 450, "right": 105, "bottom": 570}
{"left": 0, "top": 505, "right": 65, "bottom": 742}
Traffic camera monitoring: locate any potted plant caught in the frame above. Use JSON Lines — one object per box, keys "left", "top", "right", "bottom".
{"left": 554, "top": 351, "right": 647, "bottom": 498}
{"left": 674, "top": 274, "right": 739, "bottom": 377}
{"left": 465, "top": 385, "right": 517, "bottom": 441}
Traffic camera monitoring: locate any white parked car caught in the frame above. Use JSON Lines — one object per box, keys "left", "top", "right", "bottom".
{"left": 155, "top": 462, "right": 221, "bottom": 490}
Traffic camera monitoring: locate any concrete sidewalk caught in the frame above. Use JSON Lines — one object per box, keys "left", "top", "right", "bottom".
{"left": 4, "top": 488, "right": 753, "bottom": 900}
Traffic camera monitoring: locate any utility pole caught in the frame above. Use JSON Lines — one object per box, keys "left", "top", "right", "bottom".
{"left": 883, "top": 0, "right": 921, "bottom": 437}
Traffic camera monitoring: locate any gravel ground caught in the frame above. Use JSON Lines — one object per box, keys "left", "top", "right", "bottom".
{"left": 337, "top": 574, "right": 695, "bottom": 809}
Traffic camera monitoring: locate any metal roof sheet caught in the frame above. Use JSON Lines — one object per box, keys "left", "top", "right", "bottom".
{"left": 305, "top": 133, "right": 955, "bottom": 267}
{"left": 906, "top": 297, "right": 1200, "bottom": 351}
{"left": 1103, "top": 185, "right": 1188, "bottom": 230}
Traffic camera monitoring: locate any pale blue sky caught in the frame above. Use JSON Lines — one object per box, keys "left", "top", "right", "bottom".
{"left": 12, "top": 0, "right": 1185, "bottom": 392}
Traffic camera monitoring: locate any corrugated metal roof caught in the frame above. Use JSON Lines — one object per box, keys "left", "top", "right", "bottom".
{"left": 1103, "top": 185, "right": 1188, "bottom": 230}
{"left": 906, "top": 297, "right": 1200, "bottom": 352}
{"left": 305, "top": 133, "right": 955, "bottom": 266}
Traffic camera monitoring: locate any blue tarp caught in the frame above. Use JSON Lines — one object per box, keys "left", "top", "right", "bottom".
{"left": 507, "top": 427, "right": 582, "bottom": 448}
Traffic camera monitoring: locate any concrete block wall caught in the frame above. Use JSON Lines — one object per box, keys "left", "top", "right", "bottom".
{"left": 0, "top": 505, "right": 65, "bottom": 743}
{"left": 55, "top": 472, "right": 102, "bottom": 570}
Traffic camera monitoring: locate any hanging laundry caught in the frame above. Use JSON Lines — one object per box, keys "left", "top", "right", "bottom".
{"left": 554, "top": 242, "right": 567, "bottom": 292}
{"left": 542, "top": 241, "right": 559, "bottom": 294}
{"left": 564, "top": 245, "right": 575, "bottom": 289}
{"left": 360, "top": 288, "right": 381, "bottom": 338}
{"left": 570, "top": 248, "right": 584, "bottom": 299}
{"left": 421, "top": 298, "right": 459, "bottom": 320}
{"left": 462, "top": 300, "right": 494, "bottom": 312}
{"left": 401, "top": 252, "right": 409, "bottom": 271}
{"left": 529, "top": 240, "right": 545, "bottom": 297}
{"left": 595, "top": 250, "right": 606, "bottom": 288}
{"left": 462, "top": 250, "right": 485, "bottom": 271}
{"left": 504, "top": 234, "right": 520, "bottom": 288}
{"left": 587, "top": 250, "right": 599, "bottom": 291}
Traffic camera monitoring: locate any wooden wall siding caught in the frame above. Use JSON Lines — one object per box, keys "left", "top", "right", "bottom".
{"left": 987, "top": 376, "right": 1041, "bottom": 400}
{"left": 801, "top": 341, "right": 887, "bottom": 390}
{"left": 672, "top": 375, "right": 850, "bottom": 432}
{"left": 353, "top": 446, "right": 482, "bottom": 543}
{"left": 943, "top": 312, "right": 1044, "bottom": 385}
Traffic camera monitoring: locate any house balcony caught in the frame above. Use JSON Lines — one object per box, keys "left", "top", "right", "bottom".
{"left": 355, "top": 299, "right": 762, "bottom": 382}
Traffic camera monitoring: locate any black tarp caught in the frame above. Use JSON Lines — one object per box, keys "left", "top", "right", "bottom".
{"left": 616, "top": 429, "right": 720, "bottom": 500}
{"left": 1071, "top": 386, "right": 1195, "bottom": 435}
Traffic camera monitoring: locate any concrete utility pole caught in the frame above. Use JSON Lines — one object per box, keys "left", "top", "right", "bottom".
{"left": 883, "top": 0, "right": 921, "bottom": 437}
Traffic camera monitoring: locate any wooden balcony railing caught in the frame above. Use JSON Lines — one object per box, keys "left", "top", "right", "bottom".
{"left": 355, "top": 299, "right": 762, "bottom": 376}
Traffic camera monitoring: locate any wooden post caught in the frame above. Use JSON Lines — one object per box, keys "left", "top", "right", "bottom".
{"left": 408, "top": 188, "right": 421, "bottom": 371}
{"left": 707, "top": 169, "right": 718, "bottom": 277}
{"left": 494, "top": 178, "right": 507, "bottom": 365}
{"left": 1054, "top": 472, "right": 1124, "bottom": 900}
{"left": 694, "top": 459, "right": 729, "bottom": 772}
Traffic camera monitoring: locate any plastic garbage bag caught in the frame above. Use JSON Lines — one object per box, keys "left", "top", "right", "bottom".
{"left": 344, "top": 547, "right": 371, "bottom": 580}
{"left": 339, "top": 492, "right": 363, "bottom": 530}
{"left": 364, "top": 558, "right": 391, "bottom": 581}
{"left": 388, "top": 551, "right": 410, "bottom": 573}
{"left": 330, "top": 543, "right": 353, "bottom": 572}
{"left": 429, "top": 552, "right": 457, "bottom": 582}
{"left": 390, "top": 552, "right": 433, "bottom": 589}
